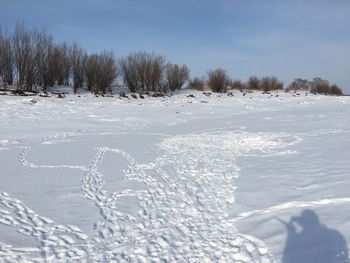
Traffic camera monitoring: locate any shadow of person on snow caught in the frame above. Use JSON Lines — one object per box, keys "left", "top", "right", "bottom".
{"left": 278, "top": 209, "right": 349, "bottom": 263}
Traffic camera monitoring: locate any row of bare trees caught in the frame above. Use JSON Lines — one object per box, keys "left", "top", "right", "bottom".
{"left": 1, "top": 24, "right": 75, "bottom": 91}
{"left": 0, "top": 24, "right": 118, "bottom": 94}
{"left": 120, "top": 51, "right": 189, "bottom": 93}
{"left": 0, "top": 24, "right": 343, "bottom": 95}
{"left": 0, "top": 24, "right": 190, "bottom": 94}
{"left": 189, "top": 72, "right": 343, "bottom": 95}
{"left": 188, "top": 71, "right": 284, "bottom": 93}
{"left": 229, "top": 75, "right": 284, "bottom": 92}
{"left": 287, "top": 77, "right": 343, "bottom": 95}
{"left": 9, "top": 24, "right": 72, "bottom": 90}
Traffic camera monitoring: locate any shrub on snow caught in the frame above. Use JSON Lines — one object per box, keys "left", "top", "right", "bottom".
{"left": 166, "top": 63, "right": 190, "bottom": 91}
{"left": 120, "top": 51, "right": 166, "bottom": 93}
{"left": 207, "top": 69, "right": 229, "bottom": 93}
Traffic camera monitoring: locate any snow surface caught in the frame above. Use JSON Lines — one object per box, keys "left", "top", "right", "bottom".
{"left": 0, "top": 90, "right": 349, "bottom": 262}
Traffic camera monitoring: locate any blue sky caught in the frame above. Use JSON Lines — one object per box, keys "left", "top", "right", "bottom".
{"left": 1, "top": 0, "right": 350, "bottom": 92}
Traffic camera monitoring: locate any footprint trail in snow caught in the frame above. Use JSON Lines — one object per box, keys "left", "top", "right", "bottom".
{"left": 1, "top": 131, "right": 303, "bottom": 262}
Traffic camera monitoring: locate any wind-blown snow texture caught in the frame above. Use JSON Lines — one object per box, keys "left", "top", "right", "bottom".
{"left": 0, "top": 90, "right": 349, "bottom": 262}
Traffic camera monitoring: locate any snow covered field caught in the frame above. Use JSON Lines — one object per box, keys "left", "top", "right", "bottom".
{"left": 0, "top": 90, "right": 349, "bottom": 262}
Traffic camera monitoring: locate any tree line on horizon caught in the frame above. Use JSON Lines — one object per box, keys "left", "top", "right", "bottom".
{"left": 0, "top": 23, "right": 343, "bottom": 96}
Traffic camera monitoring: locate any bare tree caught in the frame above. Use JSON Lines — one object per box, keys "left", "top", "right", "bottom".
{"left": 310, "top": 77, "right": 330, "bottom": 94}
{"left": 121, "top": 51, "right": 166, "bottom": 93}
{"left": 166, "top": 63, "right": 189, "bottom": 91}
{"left": 287, "top": 78, "right": 310, "bottom": 92}
{"left": 94, "top": 52, "right": 118, "bottom": 94}
{"left": 229, "top": 80, "right": 245, "bottom": 91}
{"left": 247, "top": 76, "right": 260, "bottom": 90}
{"left": 33, "top": 29, "right": 53, "bottom": 89}
{"left": 46, "top": 43, "right": 71, "bottom": 88}
{"left": 56, "top": 43, "right": 71, "bottom": 86}
{"left": 84, "top": 53, "right": 98, "bottom": 91}
{"left": 70, "top": 42, "right": 85, "bottom": 93}
{"left": 188, "top": 77, "right": 206, "bottom": 91}
{"left": 120, "top": 53, "right": 139, "bottom": 92}
{"left": 310, "top": 77, "right": 343, "bottom": 95}
{"left": 330, "top": 84, "right": 343, "bottom": 96}
{"left": 12, "top": 23, "right": 34, "bottom": 90}
{"left": 84, "top": 52, "right": 118, "bottom": 94}
{"left": 47, "top": 45, "right": 62, "bottom": 87}
{"left": 0, "top": 26, "right": 13, "bottom": 88}
{"left": 207, "top": 68, "right": 229, "bottom": 93}
{"left": 260, "top": 76, "right": 283, "bottom": 92}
